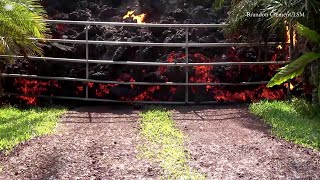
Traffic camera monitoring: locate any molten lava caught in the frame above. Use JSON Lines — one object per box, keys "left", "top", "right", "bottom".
{"left": 11, "top": 47, "right": 287, "bottom": 105}
{"left": 123, "top": 11, "right": 146, "bottom": 24}
{"left": 134, "top": 86, "right": 161, "bottom": 101}
{"left": 14, "top": 79, "right": 60, "bottom": 105}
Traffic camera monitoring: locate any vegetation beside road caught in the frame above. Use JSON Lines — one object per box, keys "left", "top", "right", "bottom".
{"left": 250, "top": 99, "right": 320, "bottom": 150}
{"left": 0, "top": 107, "right": 66, "bottom": 152}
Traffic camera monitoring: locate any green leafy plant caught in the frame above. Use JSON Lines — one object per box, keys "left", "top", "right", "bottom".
{"left": 0, "top": 0, "right": 48, "bottom": 57}
{"left": 0, "top": 0, "right": 48, "bottom": 94}
{"left": 214, "top": 0, "right": 320, "bottom": 40}
{"left": 267, "top": 23, "right": 320, "bottom": 99}
{"left": 250, "top": 98, "right": 320, "bottom": 149}
{"left": 215, "top": 0, "right": 320, "bottom": 102}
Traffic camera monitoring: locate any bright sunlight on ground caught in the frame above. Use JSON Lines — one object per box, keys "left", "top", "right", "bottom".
{"left": 250, "top": 99, "right": 320, "bottom": 150}
{"left": 0, "top": 107, "right": 66, "bottom": 152}
{"left": 139, "top": 108, "right": 205, "bottom": 179}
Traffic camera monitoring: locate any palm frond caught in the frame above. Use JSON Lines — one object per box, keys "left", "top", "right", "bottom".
{"left": 224, "top": 0, "right": 319, "bottom": 42}
{"left": 0, "top": 0, "right": 48, "bottom": 57}
{"left": 264, "top": 0, "right": 301, "bottom": 27}
{"left": 225, "top": 0, "right": 263, "bottom": 34}
{"left": 213, "top": 0, "right": 226, "bottom": 10}
{"left": 0, "top": 37, "right": 10, "bottom": 55}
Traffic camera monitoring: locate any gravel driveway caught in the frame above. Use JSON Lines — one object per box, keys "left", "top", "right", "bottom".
{"left": 1, "top": 105, "right": 320, "bottom": 179}
{"left": 173, "top": 105, "right": 320, "bottom": 179}
{"left": 0, "top": 106, "right": 160, "bottom": 179}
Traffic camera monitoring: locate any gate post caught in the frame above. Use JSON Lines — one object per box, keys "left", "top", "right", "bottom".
{"left": 185, "top": 27, "right": 189, "bottom": 104}
{"left": 85, "top": 24, "right": 90, "bottom": 99}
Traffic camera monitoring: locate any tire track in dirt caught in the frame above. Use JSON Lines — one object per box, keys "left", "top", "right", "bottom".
{"left": 172, "top": 105, "right": 320, "bottom": 179}
{"left": 0, "top": 106, "right": 160, "bottom": 179}
{"left": 2, "top": 105, "right": 320, "bottom": 179}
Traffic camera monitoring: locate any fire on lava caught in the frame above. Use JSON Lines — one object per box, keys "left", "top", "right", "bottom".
{"left": 123, "top": 10, "right": 146, "bottom": 24}
{"left": 286, "top": 22, "right": 297, "bottom": 46}
{"left": 277, "top": 21, "right": 297, "bottom": 49}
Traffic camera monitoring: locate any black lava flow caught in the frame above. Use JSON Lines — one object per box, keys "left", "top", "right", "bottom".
{"left": 1, "top": 0, "right": 292, "bottom": 104}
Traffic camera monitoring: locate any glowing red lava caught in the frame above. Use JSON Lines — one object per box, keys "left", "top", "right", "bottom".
{"left": 11, "top": 47, "right": 287, "bottom": 104}
{"left": 14, "top": 79, "right": 60, "bottom": 105}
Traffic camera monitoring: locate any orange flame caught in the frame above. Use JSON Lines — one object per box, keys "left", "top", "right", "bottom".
{"left": 123, "top": 10, "right": 146, "bottom": 24}
{"left": 286, "top": 22, "right": 297, "bottom": 46}
{"left": 277, "top": 22, "right": 297, "bottom": 50}
{"left": 277, "top": 45, "right": 283, "bottom": 49}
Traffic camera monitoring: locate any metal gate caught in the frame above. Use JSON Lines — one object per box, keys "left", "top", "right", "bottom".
{"left": 0, "top": 20, "right": 291, "bottom": 104}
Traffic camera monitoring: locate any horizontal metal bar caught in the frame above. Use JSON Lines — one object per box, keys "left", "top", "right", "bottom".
{"left": 171, "top": 61, "right": 288, "bottom": 66}
{"left": 0, "top": 55, "right": 288, "bottom": 66}
{"left": 188, "top": 42, "right": 281, "bottom": 47}
{"left": 30, "top": 38, "right": 283, "bottom": 47}
{"left": 2, "top": 73, "right": 269, "bottom": 86}
{"left": 3, "top": 92, "right": 190, "bottom": 105}
{"left": 46, "top": 19, "right": 229, "bottom": 28}
{"left": 31, "top": 38, "right": 185, "bottom": 47}
{"left": 4, "top": 92, "right": 226, "bottom": 105}
{"left": 2, "top": 19, "right": 286, "bottom": 104}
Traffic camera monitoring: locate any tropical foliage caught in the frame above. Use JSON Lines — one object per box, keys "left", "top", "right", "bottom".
{"left": 215, "top": 0, "right": 320, "bottom": 40}
{"left": 250, "top": 98, "right": 320, "bottom": 150}
{"left": 0, "top": 0, "right": 48, "bottom": 57}
{"left": 215, "top": 0, "right": 320, "bottom": 103}
{"left": 267, "top": 23, "right": 320, "bottom": 88}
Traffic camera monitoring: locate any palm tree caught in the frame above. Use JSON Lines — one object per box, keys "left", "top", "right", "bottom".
{"left": 214, "top": 0, "right": 320, "bottom": 103}
{"left": 215, "top": 0, "right": 319, "bottom": 40}
{"left": 0, "top": 0, "right": 48, "bottom": 94}
{"left": 0, "top": 0, "right": 48, "bottom": 57}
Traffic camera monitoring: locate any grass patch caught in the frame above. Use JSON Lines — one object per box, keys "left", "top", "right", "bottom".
{"left": 0, "top": 106, "right": 66, "bottom": 152}
{"left": 139, "top": 108, "right": 205, "bottom": 180}
{"left": 250, "top": 98, "right": 320, "bottom": 149}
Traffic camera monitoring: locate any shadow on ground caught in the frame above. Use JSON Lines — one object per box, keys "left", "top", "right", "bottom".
{"left": 1, "top": 105, "right": 319, "bottom": 179}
